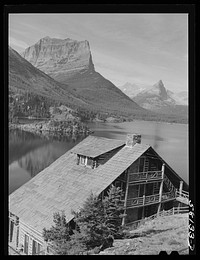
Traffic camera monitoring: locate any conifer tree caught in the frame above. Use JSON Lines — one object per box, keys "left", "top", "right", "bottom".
{"left": 72, "top": 193, "right": 108, "bottom": 250}
{"left": 103, "top": 184, "right": 125, "bottom": 238}
{"left": 43, "top": 211, "right": 71, "bottom": 254}
{"left": 42, "top": 185, "right": 125, "bottom": 254}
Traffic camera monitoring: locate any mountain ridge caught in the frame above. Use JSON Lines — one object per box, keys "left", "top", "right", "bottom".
{"left": 20, "top": 37, "right": 146, "bottom": 116}
{"left": 131, "top": 80, "right": 188, "bottom": 117}
{"left": 118, "top": 80, "right": 188, "bottom": 106}
{"left": 9, "top": 37, "right": 188, "bottom": 123}
{"left": 21, "top": 36, "right": 95, "bottom": 79}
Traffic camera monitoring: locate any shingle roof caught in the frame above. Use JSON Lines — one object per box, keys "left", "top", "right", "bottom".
{"left": 70, "top": 135, "right": 125, "bottom": 157}
{"left": 9, "top": 138, "right": 150, "bottom": 233}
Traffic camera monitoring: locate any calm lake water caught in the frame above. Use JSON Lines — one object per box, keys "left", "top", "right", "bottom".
{"left": 9, "top": 120, "right": 188, "bottom": 195}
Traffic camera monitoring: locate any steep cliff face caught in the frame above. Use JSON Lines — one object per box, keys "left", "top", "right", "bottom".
{"left": 21, "top": 37, "right": 144, "bottom": 115}
{"left": 149, "top": 80, "right": 169, "bottom": 101}
{"left": 132, "top": 80, "right": 176, "bottom": 110}
{"left": 9, "top": 46, "right": 89, "bottom": 106}
{"left": 132, "top": 80, "right": 188, "bottom": 117}
{"left": 21, "top": 36, "right": 95, "bottom": 80}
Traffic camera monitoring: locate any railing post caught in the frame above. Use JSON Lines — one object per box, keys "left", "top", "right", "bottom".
{"left": 141, "top": 195, "right": 145, "bottom": 220}
{"left": 122, "top": 171, "right": 129, "bottom": 226}
{"left": 142, "top": 194, "right": 145, "bottom": 205}
{"left": 179, "top": 181, "right": 183, "bottom": 196}
{"left": 157, "top": 164, "right": 165, "bottom": 215}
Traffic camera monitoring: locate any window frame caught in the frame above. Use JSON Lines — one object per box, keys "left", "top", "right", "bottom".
{"left": 24, "top": 234, "right": 29, "bottom": 255}
{"left": 32, "top": 239, "right": 42, "bottom": 255}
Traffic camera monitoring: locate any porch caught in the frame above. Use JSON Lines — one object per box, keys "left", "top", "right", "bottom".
{"left": 128, "top": 170, "right": 163, "bottom": 183}
{"left": 126, "top": 191, "right": 175, "bottom": 208}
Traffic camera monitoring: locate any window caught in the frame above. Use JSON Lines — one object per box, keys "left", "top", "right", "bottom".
{"left": 115, "top": 181, "right": 121, "bottom": 188}
{"left": 128, "top": 185, "right": 139, "bottom": 199}
{"left": 87, "top": 158, "right": 93, "bottom": 166}
{"left": 80, "top": 156, "right": 86, "bottom": 165}
{"left": 139, "top": 158, "right": 144, "bottom": 172}
{"left": 24, "top": 234, "right": 29, "bottom": 255}
{"left": 129, "top": 160, "right": 139, "bottom": 173}
{"left": 9, "top": 220, "right": 14, "bottom": 242}
{"left": 32, "top": 240, "right": 42, "bottom": 255}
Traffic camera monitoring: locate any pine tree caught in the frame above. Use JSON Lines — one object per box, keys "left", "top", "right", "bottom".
{"left": 42, "top": 211, "right": 71, "bottom": 255}
{"left": 42, "top": 185, "right": 125, "bottom": 254}
{"left": 102, "top": 185, "right": 125, "bottom": 239}
{"left": 72, "top": 193, "right": 108, "bottom": 250}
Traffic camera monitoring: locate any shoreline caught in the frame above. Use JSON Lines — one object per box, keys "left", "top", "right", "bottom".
{"left": 9, "top": 121, "right": 93, "bottom": 137}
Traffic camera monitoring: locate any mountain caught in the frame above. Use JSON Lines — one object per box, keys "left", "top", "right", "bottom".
{"left": 132, "top": 80, "right": 188, "bottom": 116}
{"left": 21, "top": 37, "right": 145, "bottom": 117}
{"left": 118, "top": 82, "right": 150, "bottom": 98}
{"left": 132, "top": 80, "right": 175, "bottom": 110}
{"left": 21, "top": 36, "right": 95, "bottom": 80}
{"left": 9, "top": 41, "right": 187, "bottom": 123}
{"left": 167, "top": 90, "right": 188, "bottom": 106}
{"left": 9, "top": 46, "right": 89, "bottom": 108}
{"left": 119, "top": 81, "right": 188, "bottom": 106}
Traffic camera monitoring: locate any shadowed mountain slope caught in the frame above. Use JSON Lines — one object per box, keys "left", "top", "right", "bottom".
{"left": 21, "top": 37, "right": 146, "bottom": 116}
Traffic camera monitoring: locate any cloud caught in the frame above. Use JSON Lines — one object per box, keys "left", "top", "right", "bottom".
{"left": 9, "top": 36, "right": 29, "bottom": 50}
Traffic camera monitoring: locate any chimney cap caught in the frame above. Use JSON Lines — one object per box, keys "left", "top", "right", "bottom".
{"left": 126, "top": 133, "right": 141, "bottom": 147}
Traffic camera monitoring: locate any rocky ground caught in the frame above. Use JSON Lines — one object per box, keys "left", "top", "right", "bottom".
{"left": 99, "top": 213, "right": 189, "bottom": 255}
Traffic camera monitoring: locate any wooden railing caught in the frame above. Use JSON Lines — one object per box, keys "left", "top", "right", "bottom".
{"left": 128, "top": 170, "right": 162, "bottom": 183}
{"left": 163, "top": 174, "right": 176, "bottom": 193}
{"left": 175, "top": 189, "right": 189, "bottom": 199}
{"left": 126, "top": 206, "right": 189, "bottom": 228}
{"left": 126, "top": 191, "right": 175, "bottom": 208}
{"left": 126, "top": 197, "right": 144, "bottom": 207}
{"left": 161, "top": 191, "right": 176, "bottom": 201}
{"left": 175, "top": 189, "right": 189, "bottom": 205}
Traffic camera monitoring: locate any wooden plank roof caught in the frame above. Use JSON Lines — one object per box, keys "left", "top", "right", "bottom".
{"left": 9, "top": 138, "right": 150, "bottom": 234}
{"left": 70, "top": 135, "right": 125, "bottom": 157}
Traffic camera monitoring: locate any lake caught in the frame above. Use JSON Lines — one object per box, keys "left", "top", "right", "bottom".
{"left": 9, "top": 120, "right": 188, "bottom": 195}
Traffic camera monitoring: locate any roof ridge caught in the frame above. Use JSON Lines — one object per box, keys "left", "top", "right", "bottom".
{"left": 87, "top": 135, "right": 125, "bottom": 141}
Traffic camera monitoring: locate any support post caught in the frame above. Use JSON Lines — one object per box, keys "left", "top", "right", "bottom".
{"left": 142, "top": 195, "right": 146, "bottom": 219}
{"left": 157, "top": 163, "right": 165, "bottom": 215}
{"left": 179, "top": 181, "right": 183, "bottom": 196}
{"left": 8, "top": 217, "right": 11, "bottom": 242}
{"left": 143, "top": 195, "right": 145, "bottom": 206}
{"left": 122, "top": 170, "right": 129, "bottom": 226}
{"left": 85, "top": 157, "right": 88, "bottom": 166}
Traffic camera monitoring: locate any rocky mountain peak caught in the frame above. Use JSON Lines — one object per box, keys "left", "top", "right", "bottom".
{"left": 21, "top": 36, "right": 95, "bottom": 79}
{"left": 151, "top": 80, "right": 168, "bottom": 100}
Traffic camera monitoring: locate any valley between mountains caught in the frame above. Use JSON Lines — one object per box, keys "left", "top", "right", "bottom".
{"left": 9, "top": 36, "right": 188, "bottom": 131}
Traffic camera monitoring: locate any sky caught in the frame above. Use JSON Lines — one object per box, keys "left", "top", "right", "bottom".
{"left": 9, "top": 13, "right": 188, "bottom": 92}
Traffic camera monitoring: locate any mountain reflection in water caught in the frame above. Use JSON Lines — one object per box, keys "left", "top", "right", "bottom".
{"left": 9, "top": 129, "right": 85, "bottom": 194}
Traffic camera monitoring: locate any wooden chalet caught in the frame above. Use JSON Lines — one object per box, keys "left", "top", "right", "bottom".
{"left": 9, "top": 134, "right": 188, "bottom": 255}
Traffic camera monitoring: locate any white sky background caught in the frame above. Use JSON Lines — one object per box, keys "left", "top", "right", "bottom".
{"left": 9, "top": 13, "right": 188, "bottom": 92}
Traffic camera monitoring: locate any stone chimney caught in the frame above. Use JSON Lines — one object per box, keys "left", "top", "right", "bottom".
{"left": 126, "top": 134, "right": 141, "bottom": 147}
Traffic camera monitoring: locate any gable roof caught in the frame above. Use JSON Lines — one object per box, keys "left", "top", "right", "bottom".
{"left": 70, "top": 135, "right": 125, "bottom": 157}
{"left": 146, "top": 147, "right": 189, "bottom": 191}
{"left": 9, "top": 139, "right": 149, "bottom": 233}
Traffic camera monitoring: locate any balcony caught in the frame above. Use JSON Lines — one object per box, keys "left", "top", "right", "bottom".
{"left": 126, "top": 191, "right": 175, "bottom": 208}
{"left": 128, "top": 170, "right": 162, "bottom": 183}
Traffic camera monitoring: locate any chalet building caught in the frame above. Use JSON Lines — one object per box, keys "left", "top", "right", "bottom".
{"left": 9, "top": 134, "right": 188, "bottom": 255}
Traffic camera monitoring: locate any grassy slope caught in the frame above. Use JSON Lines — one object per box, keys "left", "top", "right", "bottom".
{"left": 54, "top": 68, "right": 146, "bottom": 115}
{"left": 9, "top": 47, "right": 95, "bottom": 110}
{"left": 99, "top": 214, "right": 189, "bottom": 255}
